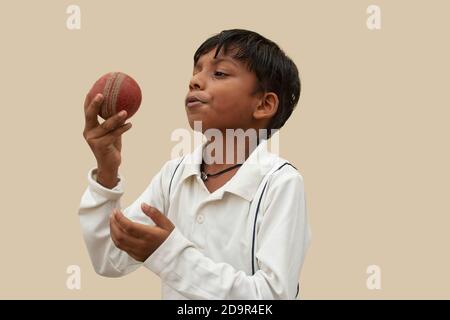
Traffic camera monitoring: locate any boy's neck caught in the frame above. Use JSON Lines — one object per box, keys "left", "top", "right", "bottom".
{"left": 202, "top": 133, "right": 262, "bottom": 172}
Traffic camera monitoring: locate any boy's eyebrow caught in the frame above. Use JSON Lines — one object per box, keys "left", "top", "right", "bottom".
{"left": 194, "top": 57, "right": 239, "bottom": 68}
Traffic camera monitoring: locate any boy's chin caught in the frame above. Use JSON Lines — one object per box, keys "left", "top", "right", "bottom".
{"left": 187, "top": 118, "right": 245, "bottom": 134}
{"left": 187, "top": 118, "right": 212, "bottom": 133}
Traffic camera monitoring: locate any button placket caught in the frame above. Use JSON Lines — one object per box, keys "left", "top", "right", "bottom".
{"left": 191, "top": 207, "right": 206, "bottom": 249}
{"left": 196, "top": 214, "right": 205, "bottom": 224}
{"left": 194, "top": 199, "right": 209, "bottom": 225}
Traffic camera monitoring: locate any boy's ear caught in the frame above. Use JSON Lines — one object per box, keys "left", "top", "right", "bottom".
{"left": 253, "top": 92, "right": 278, "bottom": 121}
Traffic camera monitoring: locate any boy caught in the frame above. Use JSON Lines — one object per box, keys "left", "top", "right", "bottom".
{"left": 79, "top": 29, "right": 311, "bottom": 299}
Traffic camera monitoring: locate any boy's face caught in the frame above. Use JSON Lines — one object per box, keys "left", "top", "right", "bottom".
{"left": 185, "top": 47, "right": 264, "bottom": 134}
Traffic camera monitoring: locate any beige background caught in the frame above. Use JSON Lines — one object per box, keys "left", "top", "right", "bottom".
{"left": 0, "top": 0, "right": 449, "bottom": 299}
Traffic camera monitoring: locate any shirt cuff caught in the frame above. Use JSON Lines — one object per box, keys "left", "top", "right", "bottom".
{"left": 87, "top": 167, "right": 124, "bottom": 200}
{"left": 143, "top": 227, "right": 194, "bottom": 276}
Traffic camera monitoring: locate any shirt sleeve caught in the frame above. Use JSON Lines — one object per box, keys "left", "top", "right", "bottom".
{"left": 143, "top": 170, "right": 312, "bottom": 299}
{"left": 78, "top": 160, "right": 176, "bottom": 277}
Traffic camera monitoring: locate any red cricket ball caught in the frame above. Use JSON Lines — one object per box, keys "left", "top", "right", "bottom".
{"left": 87, "top": 72, "right": 142, "bottom": 120}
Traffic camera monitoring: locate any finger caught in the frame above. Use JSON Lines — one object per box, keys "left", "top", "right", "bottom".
{"left": 109, "top": 211, "right": 142, "bottom": 250}
{"left": 141, "top": 203, "right": 174, "bottom": 231}
{"left": 84, "top": 92, "right": 92, "bottom": 110}
{"left": 97, "top": 122, "right": 132, "bottom": 146}
{"left": 87, "top": 110, "right": 129, "bottom": 140}
{"left": 110, "top": 213, "right": 127, "bottom": 249}
{"left": 110, "top": 208, "right": 127, "bottom": 234}
{"left": 114, "top": 210, "right": 148, "bottom": 239}
{"left": 84, "top": 93, "right": 103, "bottom": 131}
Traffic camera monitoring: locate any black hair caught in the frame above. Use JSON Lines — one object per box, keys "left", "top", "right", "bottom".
{"left": 193, "top": 29, "right": 301, "bottom": 138}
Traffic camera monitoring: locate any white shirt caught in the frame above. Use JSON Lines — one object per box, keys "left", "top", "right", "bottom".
{"left": 78, "top": 138, "right": 311, "bottom": 299}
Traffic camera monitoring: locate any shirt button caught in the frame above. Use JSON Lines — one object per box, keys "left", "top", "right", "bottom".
{"left": 196, "top": 214, "right": 205, "bottom": 224}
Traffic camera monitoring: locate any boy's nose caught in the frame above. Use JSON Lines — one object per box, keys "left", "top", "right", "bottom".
{"left": 189, "top": 73, "right": 205, "bottom": 91}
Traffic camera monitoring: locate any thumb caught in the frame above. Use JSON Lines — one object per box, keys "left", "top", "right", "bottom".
{"left": 141, "top": 203, "right": 174, "bottom": 231}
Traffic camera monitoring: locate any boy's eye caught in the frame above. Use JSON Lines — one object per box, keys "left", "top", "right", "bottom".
{"left": 214, "top": 71, "right": 227, "bottom": 77}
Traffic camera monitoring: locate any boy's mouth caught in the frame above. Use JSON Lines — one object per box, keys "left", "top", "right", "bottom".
{"left": 185, "top": 93, "right": 207, "bottom": 107}
{"left": 186, "top": 100, "right": 205, "bottom": 108}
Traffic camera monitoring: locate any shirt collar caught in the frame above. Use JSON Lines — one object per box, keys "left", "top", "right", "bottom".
{"left": 177, "top": 138, "right": 278, "bottom": 202}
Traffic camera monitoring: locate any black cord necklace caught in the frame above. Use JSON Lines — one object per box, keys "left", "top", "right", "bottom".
{"left": 200, "top": 161, "right": 243, "bottom": 181}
